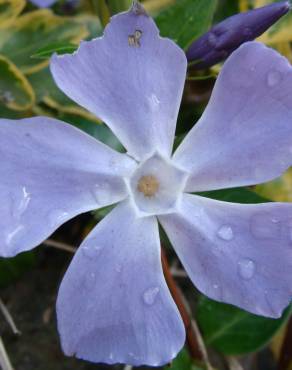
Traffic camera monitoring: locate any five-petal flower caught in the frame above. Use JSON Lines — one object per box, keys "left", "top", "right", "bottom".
{"left": 1, "top": 2, "right": 292, "bottom": 367}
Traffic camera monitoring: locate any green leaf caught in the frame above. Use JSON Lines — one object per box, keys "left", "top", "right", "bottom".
{"left": 155, "top": 0, "right": 218, "bottom": 49}
{"left": 0, "top": 9, "right": 88, "bottom": 74}
{"left": 107, "top": 0, "right": 132, "bottom": 14}
{"left": 0, "top": 252, "right": 35, "bottom": 287}
{"left": 255, "top": 168, "right": 292, "bottom": 202}
{"left": 31, "top": 42, "right": 78, "bottom": 60}
{"left": 28, "top": 67, "right": 99, "bottom": 122}
{"left": 165, "top": 349, "right": 192, "bottom": 370}
{"left": 75, "top": 14, "right": 102, "bottom": 40}
{"left": 198, "top": 187, "right": 269, "bottom": 204}
{"left": 0, "top": 54, "right": 35, "bottom": 111}
{"left": 197, "top": 295, "right": 291, "bottom": 355}
{"left": 0, "top": 0, "right": 25, "bottom": 28}
{"left": 214, "top": 0, "right": 239, "bottom": 23}
{"left": 91, "top": 0, "right": 110, "bottom": 27}
{"left": 59, "top": 113, "right": 124, "bottom": 152}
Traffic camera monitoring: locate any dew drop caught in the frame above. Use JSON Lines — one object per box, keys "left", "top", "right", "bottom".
{"left": 143, "top": 287, "right": 160, "bottom": 305}
{"left": 237, "top": 259, "right": 256, "bottom": 280}
{"left": 250, "top": 212, "right": 281, "bottom": 239}
{"left": 267, "top": 70, "right": 282, "bottom": 87}
{"left": 92, "top": 182, "right": 112, "bottom": 205}
{"left": 6, "top": 225, "right": 25, "bottom": 246}
{"left": 82, "top": 244, "right": 103, "bottom": 259}
{"left": 48, "top": 209, "right": 69, "bottom": 227}
{"left": 271, "top": 217, "right": 280, "bottom": 224}
{"left": 217, "top": 225, "right": 234, "bottom": 241}
{"left": 12, "top": 186, "right": 31, "bottom": 219}
{"left": 149, "top": 94, "right": 160, "bottom": 111}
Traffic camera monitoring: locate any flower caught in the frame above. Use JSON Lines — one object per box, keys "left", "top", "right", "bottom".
{"left": 29, "top": 0, "right": 57, "bottom": 7}
{"left": 186, "top": 1, "right": 290, "bottom": 69}
{"left": 29, "top": 0, "right": 77, "bottom": 8}
{"left": 1, "top": 1, "right": 292, "bottom": 367}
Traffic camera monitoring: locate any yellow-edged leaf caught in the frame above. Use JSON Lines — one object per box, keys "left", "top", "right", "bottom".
{"left": 0, "top": 0, "right": 25, "bottom": 28}
{"left": 74, "top": 14, "right": 102, "bottom": 39}
{"left": 143, "top": 0, "right": 176, "bottom": 14}
{"left": 0, "top": 9, "right": 88, "bottom": 74}
{"left": 0, "top": 54, "right": 35, "bottom": 111}
{"left": 255, "top": 168, "right": 292, "bottom": 202}
{"left": 28, "top": 67, "right": 100, "bottom": 122}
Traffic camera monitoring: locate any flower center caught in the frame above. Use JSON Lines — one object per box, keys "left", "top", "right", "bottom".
{"left": 127, "top": 152, "right": 189, "bottom": 217}
{"left": 137, "top": 175, "right": 159, "bottom": 197}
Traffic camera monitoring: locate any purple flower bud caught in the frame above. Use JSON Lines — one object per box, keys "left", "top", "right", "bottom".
{"left": 186, "top": 1, "right": 291, "bottom": 69}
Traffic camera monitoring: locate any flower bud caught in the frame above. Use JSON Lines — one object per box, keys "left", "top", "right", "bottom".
{"left": 186, "top": 1, "right": 290, "bottom": 69}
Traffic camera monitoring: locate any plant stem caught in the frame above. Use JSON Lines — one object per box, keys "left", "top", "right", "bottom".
{"left": 0, "top": 337, "right": 14, "bottom": 370}
{"left": 91, "top": 0, "right": 110, "bottom": 28}
{"left": 161, "top": 249, "right": 203, "bottom": 361}
{"left": 277, "top": 315, "right": 292, "bottom": 370}
{"left": 0, "top": 298, "right": 20, "bottom": 335}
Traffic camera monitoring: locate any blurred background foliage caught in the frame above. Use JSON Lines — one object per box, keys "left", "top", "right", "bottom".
{"left": 1, "top": 1, "right": 292, "bottom": 370}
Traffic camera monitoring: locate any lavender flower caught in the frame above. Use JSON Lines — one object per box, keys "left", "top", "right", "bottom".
{"left": 1, "top": 2, "right": 292, "bottom": 366}
{"left": 187, "top": 1, "right": 291, "bottom": 69}
{"left": 29, "top": 0, "right": 57, "bottom": 7}
{"left": 29, "top": 0, "right": 77, "bottom": 8}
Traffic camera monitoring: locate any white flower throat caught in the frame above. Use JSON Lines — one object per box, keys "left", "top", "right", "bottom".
{"left": 127, "top": 152, "right": 188, "bottom": 217}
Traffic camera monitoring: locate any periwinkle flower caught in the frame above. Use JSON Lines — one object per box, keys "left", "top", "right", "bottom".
{"left": 29, "top": 0, "right": 77, "bottom": 8}
{"left": 29, "top": 0, "right": 57, "bottom": 7}
{"left": 187, "top": 1, "right": 291, "bottom": 69}
{"left": 1, "top": 2, "right": 292, "bottom": 367}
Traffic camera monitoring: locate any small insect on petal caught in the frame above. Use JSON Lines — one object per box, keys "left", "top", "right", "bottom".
{"left": 128, "top": 30, "right": 143, "bottom": 47}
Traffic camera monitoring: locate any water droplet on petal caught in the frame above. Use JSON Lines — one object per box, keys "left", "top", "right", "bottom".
{"left": 271, "top": 217, "right": 280, "bottom": 224}
{"left": 143, "top": 287, "right": 160, "bottom": 305}
{"left": 250, "top": 212, "right": 281, "bottom": 239}
{"left": 267, "top": 70, "right": 282, "bottom": 87}
{"left": 12, "top": 186, "right": 31, "bottom": 219}
{"left": 92, "top": 182, "right": 112, "bottom": 205}
{"left": 82, "top": 244, "right": 103, "bottom": 259}
{"left": 48, "top": 209, "right": 69, "bottom": 227}
{"left": 238, "top": 259, "right": 256, "bottom": 280}
{"left": 6, "top": 225, "right": 25, "bottom": 246}
{"left": 148, "top": 93, "right": 160, "bottom": 111}
{"left": 217, "top": 225, "right": 234, "bottom": 241}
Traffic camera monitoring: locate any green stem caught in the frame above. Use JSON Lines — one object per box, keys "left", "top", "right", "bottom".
{"left": 92, "top": 0, "right": 110, "bottom": 28}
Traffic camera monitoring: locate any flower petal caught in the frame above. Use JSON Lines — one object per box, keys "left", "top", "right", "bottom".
{"left": 0, "top": 117, "right": 135, "bottom": 257}
{"left": 50, "top": 4, "right": 187, "bottom": 161}
{"left": 160, "top": 194, "right": 292, "bottom": 318}
{"left": 30, "top": 0, "right": 57, "bottom": 7}
{"left": 57, "top": 200, "right": 185, "bottom": 366}
{"left": 174, "top": 42, "right": 292, "bottom": 192}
